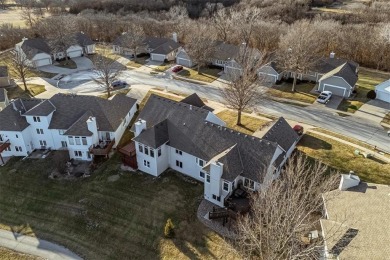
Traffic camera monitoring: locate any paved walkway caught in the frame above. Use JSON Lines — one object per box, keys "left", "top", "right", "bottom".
{"left": 0, "top": 230, "right": 82, "bottom": 260}
{"left": 354, "top": 99, "right": 390, "bottom": 124}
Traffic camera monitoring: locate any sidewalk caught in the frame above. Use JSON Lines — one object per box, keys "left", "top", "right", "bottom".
{"left": 0, "top": 230, "right": 82, "bottom": 260}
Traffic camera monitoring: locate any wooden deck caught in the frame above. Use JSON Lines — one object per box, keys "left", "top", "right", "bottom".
{"left": 89, "top": 139, "right": 115, "bottom": 156}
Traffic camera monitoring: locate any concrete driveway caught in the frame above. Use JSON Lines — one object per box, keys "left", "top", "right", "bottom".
{"left": 39, "top": 57, "right": 93, "bottom": 75}
{"left": 325, "top": 95, "right": 344, "bottom": 109}
{"left": 354, "top": 99, "right": 390, "bottom": 124}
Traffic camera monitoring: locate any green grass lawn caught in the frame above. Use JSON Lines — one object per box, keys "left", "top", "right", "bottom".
{"left": 268, "top": 81, "right": 317, "bottom": 104}
{"left": 338, "top": 67, "right": 390, "bottom": 113}
{"left": 178, "top": 67, "right": 221, "bottom": 83}
{"left": 0, "top": 155, "right": 237, "bottom": 260}
{"left": 6, "top": 84, "right": 46, "bottom": 99}
{"left": 298, "top": 132, "right": 390, "bottom": 184}
{"left": 55, "top": 59, "right": 77, "bottom": 69}
{"left": 216, "top": 110, "right": 269, "bottom": 135}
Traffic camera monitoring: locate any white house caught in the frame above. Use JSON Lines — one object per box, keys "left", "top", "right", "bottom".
{"left": 0, "top": 93, "right": 137, "bottom": 162}
{"left": 374, "top": 79, "right": 390, "bottom": 103}
{"left": 131, "top": 93, "right": 299, "bottom": 207}
{"left": 0, "top": 88, "right": 9, "bottom": 111}
{"left": 15, "top": 38, "right": 53, "bottom": 68}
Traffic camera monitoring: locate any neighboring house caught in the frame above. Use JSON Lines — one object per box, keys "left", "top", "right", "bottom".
{"left": 112, "top": 33, "right": 181, "bottom": 62}
{"left": 321, "top": 173, "right": 390, "bottom": 260}
{"left": 258, "top": 62, "right": 284, "bottom": 84}
{"left": 0, "top": 93, "right": 137, "bottom": 161}
{"left": 175, "top": 48, "right": 193, "bottom": 67}
{"left": 0, "top": 66, "right": 11, "bottom": 87}
{"left": 75, "top": 32, "right": 96, "bottom": 55}
{"left": 317, "top": 62, "right": 358, "bottom": 97}
{"left": 131, "top": 93, "right": 299, "bottom": 207}
{"left": 15, "top": 37, "right": 52, "bottom": 68}
{"left": 0, "top": 88, "right": 9, "bottom": 111}
{"left": 374, "top": 79, "right": 390, "bottom": 103}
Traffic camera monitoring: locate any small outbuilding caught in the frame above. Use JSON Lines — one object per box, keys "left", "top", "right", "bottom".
{"left": 375, "top": 79, "right": 390, "bottom": 103}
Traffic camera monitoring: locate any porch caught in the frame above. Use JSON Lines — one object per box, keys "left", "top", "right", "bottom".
{"left": 224, "top": 187, "right": 251, "bottom": 213}
{"left": 89, "top": 139, "right": 115, "bottom": 157}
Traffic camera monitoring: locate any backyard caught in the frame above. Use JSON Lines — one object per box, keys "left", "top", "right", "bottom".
{"left": 298, "top": 132, "right": 390, "bottom": 184}
{"left": 0, "top": 155, "right": 238, "bottom": 260}
{"left": 267, "top": 81, "right": 317, "bottom": 104}
{"left": 338, "top": 67, "right": 390, "bottom": 113}
{"left": 177, "top": 67, "right": 221, "bottom": 83}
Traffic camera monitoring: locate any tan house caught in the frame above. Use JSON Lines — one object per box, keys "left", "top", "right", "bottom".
{"left": 0, "top": 66, "right": 10, "bottom": 87}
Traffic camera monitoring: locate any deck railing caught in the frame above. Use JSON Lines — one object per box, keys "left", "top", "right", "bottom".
{"left": 89, "top": 139, "right": 115, "bottom": 155}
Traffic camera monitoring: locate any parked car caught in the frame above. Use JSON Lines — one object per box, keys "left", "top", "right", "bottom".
{"left": 293, "top": 125, "right": 304, "bottom": 136}
{"left": 316, "top": 91, "right": 332, "bottom": 104}
{"left": 111, "top": 80, "right": 128, "bottom": 88}
{"left": 172, "top": 65, "right": 183, "bottom": 73}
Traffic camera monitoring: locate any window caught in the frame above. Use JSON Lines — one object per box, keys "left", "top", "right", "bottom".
{"left": 75, "top": 137, "right": 81, "bottom": 145}
{"left": 0, "top": 135, "right": 3, "bottom": 142}
{"left": 175, "top": 149, "right": 182, "bottom": 155}
{"left": 158, "top": 148, "right": 161, "bottom": 157}
{"left": 5, "top": 146, "right": 11, "bottom": 151}
{"left": 82, "top": 137, "right": 87, "bottom": 145}
{"left": 59, "top": 130, "right": 65, "bottom": 135}
{"left": 223, "top": 181, "right": 229, "bottom": 192}
{"left": 33, "top": 116, "right": 40, "bottom": 122}
{"left": 150, "top": 149, "right": 154, "bottom": 158}
{"left": 244, "top": 178, "right": 255, "bottom": 190}
{"left": 200, "top": 171, "right": 205, "bottom": 178}
{"left": 74, "top": 151, "right": 82, "bottom": 157}
{"left": 36, "top": 128, "right": 44, "bottom": 134}
{"left": 145, "top": 146, "right": 149, "bottom": 155}
{"left": 39, "top": 140, "right": 47, "bottom": 146}
{"left": 143, "top": 160, "right": 150, "bottom": 168}
{"left": 87, "top": 152, "right": 91, "bottom": 159}
{"left": 206, "top": 174, "right": 210, "bottom": 183}
{"left": 15, "top": 134, "right": 18, "bottom": 138}
{"left": 138, "top": 144, "right": 143, "bottom": 153}
{"left": 61, "top": 141, "right": 67, "bottom": 148}
{"left": 212, "top": 194, "right": 221, "bottom": 202}
{"left": 196, "top": 158, "right": 204, "bottom": 167}
{"left": 232, "top": 181, "right": 235, "bottom": 189}
{"left": 176, "top": 160, "right": 183, "bottom": 168}
{"left": 15, "top": 146, "right": 22, "bottom": 152}
{"left": 68, "top": 136, "right": 74, "bottom": 145}
{"left": 123, "top": 118, "right": 127, "bottom": 126}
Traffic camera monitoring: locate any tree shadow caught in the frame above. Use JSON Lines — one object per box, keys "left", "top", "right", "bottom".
{"left": 299, "top": 135, "right": 333, "bottom": 150}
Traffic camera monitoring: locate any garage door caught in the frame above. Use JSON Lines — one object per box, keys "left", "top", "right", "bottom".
{"left": 323, "top": 84, "right": 347, "bottom": 97}
{"left": 67, "top": 50, "right": 83, "bottom": 58}
{"left": 177, "top": 58, "right": 192, "bottom": 67}
{"left": 259, "top": 73, "right": 277, "bottom": 83}
{"left": 151, "top": 54, "right": 166, "bottom": 62}
{"left": 376, "top": 90, "right": 390, "bottom": 103}
{"left": 34, "top": 58, "right": 51, "bottom": 67}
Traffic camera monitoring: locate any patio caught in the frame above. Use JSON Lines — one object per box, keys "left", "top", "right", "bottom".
{"left": 28, "top": 149, "right": 51, "bottom": 159}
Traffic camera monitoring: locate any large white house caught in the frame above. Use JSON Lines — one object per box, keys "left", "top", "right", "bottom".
{"left": 0, "top": 93, "right": 137, "bottom": 163}
{"left": 131, "top": 93, "right": 299, "bottom": 207}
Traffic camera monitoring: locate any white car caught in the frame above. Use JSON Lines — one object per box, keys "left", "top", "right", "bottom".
{"left": 316, "top": 91, "right": 332, "bottom": 104}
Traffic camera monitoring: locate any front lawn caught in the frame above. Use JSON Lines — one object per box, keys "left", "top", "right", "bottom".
{"left": 0, "top": 247, "right": 40, "bottom": 260}
{"left": 126, "top": 57, "right": 149, "bottom": 68}
{"left": 55, "top": 59, "right": 77, "bottom": 69}
{"left": 382, "top": 112, "right": 390, "bottom": 125}
{"left": 177, "top": 67, "right": 221, "bottom": 83}
{"left": 216, "top": 110, "right": 269, "bottom": 135}
{"left": 6, "top": 84, "right": 46, "bottom": 99}
{"left": 338, "top": 67, "right": 390, "bottom": 113}
{"left": 153, "top": 64, "right": 172, "bottom": 72}
{"left": 268, "top": 81, "right": 317, "bottom": 104}
{"left": 0, "top": 155, "right": 237, "bottom": 260}
{"left": 298, "top": 132, "right": 390, "bottom": 184}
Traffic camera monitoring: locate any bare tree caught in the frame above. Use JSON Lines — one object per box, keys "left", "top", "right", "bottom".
{"left": 121, "top": 24, "right": 145, "bottom": 62}
{"left": 233, "top": 155, "right": 340, "bottom": 260}
{"left": 92, "top": 46, "right": 124, "bottom": 98}
{"left": 0, "top": 0, "right": 7, "bottom": 10}
{"left": 278, "top": 20, "right": 322, "bottom": 92}
{"left": 221, "top": 48, "right": 267, "bottom": 125}
{"left": 184, "top": 24, "right": 216, "bottom": 73}
{"left": 20, "top": 7, "right": 37, "bottom": 28}
{"left": 9, "top": 50, "right": 31, "bottom": 92}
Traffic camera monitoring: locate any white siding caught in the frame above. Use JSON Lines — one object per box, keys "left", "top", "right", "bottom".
{"left": 113, "top": 102, "right": 137, "bottom": 147}
{"left": 0, "top": 129, "right": 32, "bottom": 157}
{"left": 205, "top": 112, "right": 226, "bottom": 126}
{"left": 168, "top": 147, "right": 205, "bottom": 181}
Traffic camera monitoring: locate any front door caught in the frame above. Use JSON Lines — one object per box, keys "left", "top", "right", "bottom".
{"left": 105, "top": 132, "right": 111, "bottom": 141}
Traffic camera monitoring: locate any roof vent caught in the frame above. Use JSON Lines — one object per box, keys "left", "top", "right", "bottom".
{"left": 230, "top": 130, "right": 233, "bottom": 133}
{"left": 244, "top": 135, "right": 247, "bottom": 138}
{"left": 183, "top": 123, "right": 186, "bottom": 126}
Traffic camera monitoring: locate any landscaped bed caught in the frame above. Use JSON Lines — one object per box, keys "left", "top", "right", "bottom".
{"left": 0, "top": 155, "right": 237, "bottom": 260}
{"left": 216, "top": 110, "right": 269, "bottom": 135}
{"left": 177, "top": 67, "right": 221, "bottom": 83}
{"left": 298, "top": 132, "right": 390, "bottom": 184}
{"left": 268, "top": 81, "right": 317, "bottom": 104}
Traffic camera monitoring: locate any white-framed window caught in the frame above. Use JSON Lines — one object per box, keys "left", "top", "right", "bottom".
{"left": 196, "top": 158, "right": 204, "bottom": 167}
{"left": 200, "top": 171, "right": 205, "bottom": 178}
{"left": 61, "top": 141, "right": 67, "bottom": 147}
{"left": 15, "top": 134, "right": 18, "bottom": 138}
{"left": 244, "top": 178, "right": 255, "bottom": 190}
{"left": 145, "top": 146, "right": 149, "bottom": 155}
{"left": 36, "top": 128, "right": 44, "bottom": 134}
{"left": 150, "top": 149, "right": 154, "bottom": 158}
{"left": 0, "top": 134, "right": 3, "bottom": 142}
{"left": 39, "top": 140, "right": 47, "bottom": 146}
{"left": 58, "top": 130, "right": 65, "bottom": 135}
{"left": 74, "top": 151, "right": 82, "bottom": 157}
{"left": 82, "top": 137, "right": 87, "bottom": 145}
{"left": 138, "top": 144, "right": 143, "bottom": 153}
{"left": 176, "top": 160, "right": 183, "bottom": 168}
{"left": 206, "top": 174, "right": 210, "bottom": 183}
{"left": 223, "top": 181, "right": 229, "bottom": 192}
{"left": 68, "top": 136, "right": 74, "bottom": 145}
{"left": 15, "top": 146, "right": 22, "bottom": 152}
{"left": 5, "top": 146, "right": 11, "bottom": 151}
{"left": 143, "top": 160, "right": 150, "bottom": 168}
{"left": 33, "top": 116, "right": 40, "bottom": 122}
{"left": 158, "top": 148, "right": 161, "bottom": 157}
{"left": 175, "top": 149, "right": 182, "bottom": 155}
{"left": 212, "top": 194, "right": 220, "bottom": 201}
{"left": 75, "top": 137, "right": 81, "bottom": 145}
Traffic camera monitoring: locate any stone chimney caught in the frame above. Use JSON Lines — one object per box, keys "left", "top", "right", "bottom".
{"left": 86, "top": 116, "right": 99, "bottom": 144}
{"left": 134, "top": 119, "right": 147, "bottom": 137}
{"left": 339, "top": 171, "right": 360, "bottom": 191}
{"left": 172, "top": 32, "right": 178, "bottom": 43}
{"left": 330, "top": 51, "right": 335, "bottom": 59}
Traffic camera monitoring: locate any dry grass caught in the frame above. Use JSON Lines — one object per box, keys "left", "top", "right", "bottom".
{"left": 178, "top": 67, "right": 221, "bottom": 83}
{"left": 139, "top": 90, "right": 183, "bottom": 109}
{"left": 298, "top": 132, "right": 390, "bottom": 184}
{"left": 153, "top": 64, "right": 172, "bottom": 72}
{"left": 216, "top": 110, "right": 268, "bottom": 135}
{"left": 99, "top": 88, "right": 130, "bottom": 99}
{"left": 6, "top": 84, "right": 46, "bottom": 99}
{"left": 0, "top": 246, "right": 42, "bottom": 260}
{"left": 382, "top": 112, "right": 390, "bottom": 125}
{"left": 268, "top": 82, "right": 317, "bottom": 104}
{"left": 0, "top": 155, "right": 238, "bottom": 260}
{"left": 126, "top": 57, "right": 148, "bottom": 68}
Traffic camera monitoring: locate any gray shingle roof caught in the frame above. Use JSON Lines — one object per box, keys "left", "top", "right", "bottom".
{"left": 314, "top": 57, "right": 358, "bottom": 74}
{"left": 113, "top": 35, "right": 180, "bottom": 54}
{"left": 212, "top": 42, "right": 240, "bottom": 61}
{"left": 0, "top": 66, "right": 8, "bottom": 77}
{"left": 21, "top": 38, "right": 51, "bottom": 59}
{"left": 263, "top": 117, "right": 299, "bottom": 152}
{"left": 0, "top": 99, "right": 42, "bottom": 131}
{"left": 64, "top": 111, "right": 93, "bottom": 136}
{"left": 319, "top": 63, "right": 358, "bottom": 87}
{"left": 0, "top": 89, "right": 7, "bottom": 102}
{"left": 75, "top": 32, "right": 94, "bottom": 47}
{"left": 23, "top": 99, "right": 56, "bottom": 116}
{"left": 180, "top": 93, "right": 206, "bottom": 108}
{"left": 150, "top": 39, "right": 181, "bottom": 55}
{"left": 133, "top": 94, "right": 280, "bottom": 183}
